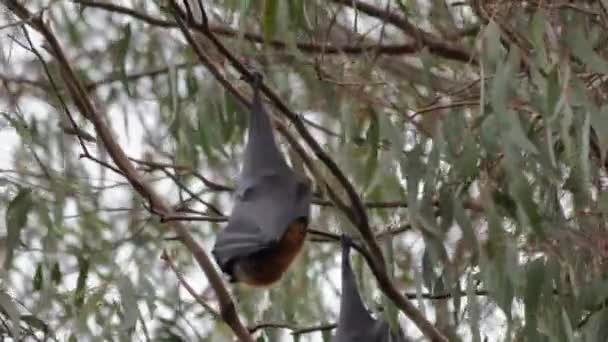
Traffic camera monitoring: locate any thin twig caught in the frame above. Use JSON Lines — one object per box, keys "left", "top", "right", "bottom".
{"left": 161, "top": 250, "right": 220, "bottom": 319}
{"left": 70, "top": 0, "right": 428, "bottom": 56}
{"left": 329, "top": 0, "right": 477, "bottom": 65}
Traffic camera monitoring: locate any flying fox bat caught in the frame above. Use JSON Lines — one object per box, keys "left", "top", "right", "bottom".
{"left": 211, "top": 72, "right": 312, "bottom": 287}
{"left": 334, "top": 236, "right": 406, "bottom": 342}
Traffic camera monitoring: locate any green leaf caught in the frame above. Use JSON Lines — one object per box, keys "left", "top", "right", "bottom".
{"left": 116, "top": 23, "right": 132, "bottom": 97}
{"left": 82, "top": 286, "right": 107, "bottom": 317}
{"left": 363, "top": 113, "right": 380, "bottom": 191}
{"left": 566, "top": 26, "right": 608, "bottom": 74}
{"left": 504, "top": 148, "right": 543, "bottom": 236}
{"left": 421, "top": 246, "right": 438, "bottom": 293}
{"left": 560, "top": 105, "right": 575, "bottom": 162}
{"left": 168, "top": 64, "right": 179, "bottom": 119}
{"left": 530, "top": 10, "right": 547, "bottom": 66}
{"left": 524, "top": 258, "right": 545, "bottom": 339}
{"left": 590, "top": 105, "right": 608, "bottom": 164}
{"left": 139, "top": 276, "right": 157, "bottom": 318}
{"left": 118, "top": 277, "right": 138, "bottom": 332}
{"left": 490, "top": 54, "right": 512, "bottom": 114}
{"left": 0, "top": 112, "right": 30, "bottom": 140}
{"left": 33, "top": 263, "right": 43, "bottom": 291}
{"left": 20, "top": 315, "right": 48, "bottom": 334}
{"left": 600, "top": 191, "right": 608, "bottom": 216}
{"left": 4, "top": 188, "right": 33, "bottom": 270}
{"left": 51, "top": 262, "right": 62, "bottom": 285}
{"left": 402, "top": 145, "right": 425, "bottom": 210}
{"left": 484, "top": 20, "right": 503, "bottom": 68}
{"left": 74, "top": 256, "right": 89, "bottom": 308}
{"left": 453, "top": 195, "right": 479, "bottom": 264}
{"left": 0, "top": 291, "right": 20, "bottom": 340}
{"left": 545, "top": 66, "right": 560, "bottom": 118}
{"left": 287, "top": 0, "right": 307, "bottom": 30}
{"left": 455, "top": 134, "right": 480, "bottom": 179}
{"left": 580, "top": 111, "right": 591, "bottom": 187}
{"left": 418, "top": 47, "right": 435, "bottom": 89}
{"left": 380, "top": 114, "right": 405, "bottom": 162}
{"left": 262, "top": 0, "right": 279, "bottom": 43}
{"left": 591, "top": 308, "right": 608, "bottom": 341}
{"left": 196, "top": 112, "right": 216, "bottom": 161}
{"left": 482, "top": 209, "right": 515, "bottom": 321}
{"left": 466, "top": 274, "right": 481, "bottom": 342}
{"left": 479, "top": 114, "right": 501, "bottom": 154}
{"left": 185, "top": 66, "right": 199, "bottom": 97}
{"left": 438, "top": 186, "right": 454, "bottom": 232}
{"left": 490, "top": 47, "right": 534, "bottom": 155}
{"left": 505, "top": 110, "right": 539, "bottom": 154}
{"left": 36, "top": 202, "right": 54, "bottom": 233}
{"left": 61, "top": 5, "right": 82, "bottom": 45}
{"left": 561, "top": 308, "right": 575, "bottom": 342}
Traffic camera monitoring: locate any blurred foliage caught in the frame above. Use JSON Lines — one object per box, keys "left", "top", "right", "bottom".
{"left": 0, "top": 0, "right": 608, "bottom": 341}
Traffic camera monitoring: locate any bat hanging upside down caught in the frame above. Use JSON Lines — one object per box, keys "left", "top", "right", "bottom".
{"left": 211, "top": 72, "right": 312, "bottom": 287}
{"left": 334, "top": 235, "right": 406, "bottom": 341}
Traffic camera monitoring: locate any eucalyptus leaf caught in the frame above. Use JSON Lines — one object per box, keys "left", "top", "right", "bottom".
{"left": 4, "top": 188, "right": 33, "bottom": 270}
{"left": 118, "top": 277, "right": 139, "bottom": 332}
{"left": 115, "top": 23, "right": 132, "bottom": 97}
{"left": 566, "top": 26, "right": 608, "bottom": 74}
{"left": 74, "top": 256, "right": 89, "bottom": 308}
{"left": 262, "top": 0, "right": 279, "bottom": 43}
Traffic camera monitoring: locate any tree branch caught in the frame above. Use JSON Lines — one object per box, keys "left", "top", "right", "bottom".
{"left": 329, "top": 0, "right": 477, "bottom": 64}
{"left": 71, "top": 0, "right": 423, "bottom": 56}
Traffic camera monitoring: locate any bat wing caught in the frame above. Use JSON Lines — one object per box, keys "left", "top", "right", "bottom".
{"left": 212, "top": 171, "right": 311, "bottom": 271}
{"left": 334, "top": 237, "right": 406, "bottom": 342}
